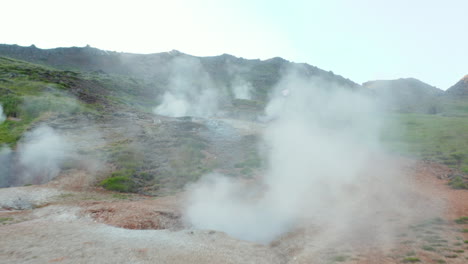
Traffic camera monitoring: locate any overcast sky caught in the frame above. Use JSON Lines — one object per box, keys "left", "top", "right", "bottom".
{"left": 2, "top": 0, "right": 466, "bottom": 89}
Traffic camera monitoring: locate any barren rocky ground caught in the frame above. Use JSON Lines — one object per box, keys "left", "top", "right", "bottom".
{"left": 1, "top": 158, "right": 466, "bottom": 264}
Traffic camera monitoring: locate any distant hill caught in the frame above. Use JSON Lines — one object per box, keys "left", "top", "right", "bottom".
{"left": 363, "top": 78, "right": 443, "bottom": 113}
{"left": 446, "top": 75, "right": 468, "bottom": 96}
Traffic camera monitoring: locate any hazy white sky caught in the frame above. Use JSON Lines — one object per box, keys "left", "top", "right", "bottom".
{"left": 1, "top": 0, "right": 466, "bottom": 89}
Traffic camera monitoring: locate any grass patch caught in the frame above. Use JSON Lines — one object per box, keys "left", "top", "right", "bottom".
{"left": 381, "top": 112, "right": 468, "bottom": 171}
{"left": 427, "top": 217, "right": 445, "bottom": 225}
{"left": 112, "top": 193, "right": 130, "bottom": 199}
{"left": 21, "top": 95, "right": 85, "bottom": 118}
{"left": 100, "top": 171, "right": 135, "bottom": 192}
{"left": 449, "top": 176, "right": 468, "bottom": 189}
{"left": 454, "top": 216, "right": 468, "bottom": 224}
{"left": 56, "top": 193, "right": 74, "bottom": 199}
{"left": 330, "top": 255, "right": 348, "bottom": 262}
{"left": 0, "top": 94, "right": 22, "bottom": 117}
{"left": 402, "top": 257, "right": 420, "bottom": 263}
{"left": 100, "top": 130, "right": 211, "bottom": 194}
{"left": 422, "top": 235, "right": 447, "bottom": 244}
{"left": 421, "top": 245, "right": 436, "bottom": 251}
{"left": 0, "top": 118, "right": 32, "bottom": 145}
{"left": 164, "top": 138, "right": 211, "bottom": 189}
{"left": 240, "top": 167, "right": 253, "bottom": 177}
{"left": 0, "top": 217, "right": 13, "bottom": 223}
{"left": 0, "top": 57, "right": 97, "bottom": 147}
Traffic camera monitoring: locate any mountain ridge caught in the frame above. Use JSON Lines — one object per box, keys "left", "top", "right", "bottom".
{"left": 0, "top": 43, "right": 465, "bottom": 112}
{"left": 0, "top": 44, "right": 359, "bottom": 93}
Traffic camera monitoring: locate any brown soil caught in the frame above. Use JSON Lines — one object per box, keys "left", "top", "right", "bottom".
{"left": 81, "top": 197, "right": 183, "bottom": 230}
{"left": 410, "top": 160, "right": 468, "bottom": 218}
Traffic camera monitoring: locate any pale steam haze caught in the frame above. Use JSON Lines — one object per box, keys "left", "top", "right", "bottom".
{"left": 227, "top": 62, "right": 253, "bottom": 100}
{"left": 153, "top": 56, "right": 221, "bottom": 117}
{"left": 0, "top": 145, "right": 11, "bottom": 187}
{"left": 232, "top": 81, "right": 253, "bottom": 100}
{"left": 16, "top": 126, "right": 72, "bottom": 185}
{"left": 184, "top": 69, "right": 429, "bottom": 244}
{"left": 1, "top": 0, "right": 467, "bottom": 88}
{"left": 0, "top": 104, "right": 5, "bottom": 124}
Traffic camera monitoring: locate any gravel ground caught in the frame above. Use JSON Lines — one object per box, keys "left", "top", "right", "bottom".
{"left": 0, "top": 186, "right": 63, "bottom": 210}
{"left": 0, "top": 204, "right": 281, "bottom": 264}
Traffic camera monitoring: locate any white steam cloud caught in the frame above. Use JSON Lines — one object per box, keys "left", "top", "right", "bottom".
{"left": 0, "top": 122, "right": 108, "bottom": 188}
{"left": 226, "top": 59, "right": 253, "bottom": 100}
{"left": 16, "top": 125, "right": 72, "bottom": 185}
{"left": 0, "top": 125, "right": 72, "bottom": 186}
{"left": 0, "top": 145, "right": 12, "bottom": 187}
{"left": 232, "top": 80, "right": 253, "bottom": 100}
{"left": 185, "top": 69, "right": 421, "bottom": 244}
{"left": 0, "top": 104, "right": 6, "bottom": 124}
{"left": 154, "top": 56, "right": 220, "bottom": 117}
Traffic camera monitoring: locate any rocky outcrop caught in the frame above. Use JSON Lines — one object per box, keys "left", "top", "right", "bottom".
{"left": 446, "top": 75, "right": 468, "bottom": 96}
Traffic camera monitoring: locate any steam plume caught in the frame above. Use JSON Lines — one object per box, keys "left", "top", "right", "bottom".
{"left": 15, "top": 125, "right": 71, "bottom": 185}
{"left": 154, "top": 56, "right": 220, "bottom": 117}
{"left": 0, "top": 104, "right": 5, "bottom": 124}
{"left": 232, "top": 80, "right": 253, "bottom": 100}
{"left": 0, "top": 145, "right": 12, "bottom": 187}
{"left": 185, "top": 68, "right": 421, "bottom": 244}
{"left": 226, "top": 59, "right": 253, "bottom": 100}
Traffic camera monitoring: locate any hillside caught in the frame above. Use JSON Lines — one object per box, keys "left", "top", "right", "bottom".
{"left": 0, "top": 56, "right": 267, "bottom": 194}
{"left": 0, "top": 44, "right": 359, "bottom": 102}
{"left": 1, "top": 45, "right": 467, "bottom": 192}
{"left": 0, "top": 45, "right": 366, "bottom": 194}
{"left": 446, "top": 75, "right": 468, "bottom": 96}
{"left": 363, "top": 78, "right": 443, "bottom": 113}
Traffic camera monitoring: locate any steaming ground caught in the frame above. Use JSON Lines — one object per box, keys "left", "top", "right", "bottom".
{"left": 1, "top": 157, "right": 467, "bottom": 264}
